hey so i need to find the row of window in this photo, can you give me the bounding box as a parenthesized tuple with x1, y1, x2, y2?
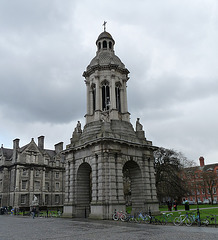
(21, 180, 61, 191)
(92, 83, 121, 112)
(21, 194, 60, 204)
(190, 187, 217, 195)
(25, 154, 61, 166)
(98, 40, 113, 50)
(22, 169, 60, 179)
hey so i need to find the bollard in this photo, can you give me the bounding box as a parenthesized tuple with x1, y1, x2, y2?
(149, 207, 151, 224)
(197, 207, 201, 227)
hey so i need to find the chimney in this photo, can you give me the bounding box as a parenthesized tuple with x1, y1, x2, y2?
(199, 156, 205, 167)
(55, 142, 63, 154)
(13, 138, 20, 162)
(13, 138, 20, 150)
(38, 136, 45, 150)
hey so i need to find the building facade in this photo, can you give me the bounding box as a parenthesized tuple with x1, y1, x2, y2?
(0, 136, 65, 211)
(63, 30, 159, 219)
(183, 157, 218, 204)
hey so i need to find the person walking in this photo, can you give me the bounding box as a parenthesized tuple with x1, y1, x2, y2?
(32, 207, 36, 219)
(173, 200, 178, 211)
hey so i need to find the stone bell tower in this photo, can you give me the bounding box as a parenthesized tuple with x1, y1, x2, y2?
(83, 30, 130, 124)
(63, 27, 159, 219)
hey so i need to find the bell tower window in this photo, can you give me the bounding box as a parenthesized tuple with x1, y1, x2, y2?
(98, 42, 101, 50)
(102, 82, 110, 111)
(115, 84, 121, 112)
(103, 40, 107, 49)
(109, 41, 112, 49)
(92, 84, 96, 112)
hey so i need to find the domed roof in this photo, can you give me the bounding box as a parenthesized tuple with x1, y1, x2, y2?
(96, 31, 115, 44)
(87, 51, 125, 70)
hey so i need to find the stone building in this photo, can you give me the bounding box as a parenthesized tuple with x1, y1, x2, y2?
(0, 136, 65, 211)
(63, 30, 159, 219)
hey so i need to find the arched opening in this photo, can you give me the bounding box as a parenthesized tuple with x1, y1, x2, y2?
(76, 162, 92, 218)
(98, 42, 101, 50)
(103, 40, 107, 49)
(91, 84, 96, 112)
(109, 41, 112, 49)
(123, 160, 144, 213)
(115, 83, 121, 112)
(102, 81, 110, 111)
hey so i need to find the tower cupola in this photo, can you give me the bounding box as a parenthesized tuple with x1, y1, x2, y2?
(96, 31, 115, 52)
(83, 27, 130, 124)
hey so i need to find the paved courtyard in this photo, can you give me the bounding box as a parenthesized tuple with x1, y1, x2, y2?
(0, 215, 217, 240)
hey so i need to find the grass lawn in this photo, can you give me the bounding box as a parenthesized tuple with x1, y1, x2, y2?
(159, 204, 218, 212)
(127, 205, 218, 225)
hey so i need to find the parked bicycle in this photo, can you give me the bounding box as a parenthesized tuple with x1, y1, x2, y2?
(112, 209, 127, 221)
(161, 212, 174, 225)
(125, 214, 138, 223)
(200, 215, 215, 226)
(173, 212, 192, 226)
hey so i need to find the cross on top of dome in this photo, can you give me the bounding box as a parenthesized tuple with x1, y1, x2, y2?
(103, 21, 107, 32)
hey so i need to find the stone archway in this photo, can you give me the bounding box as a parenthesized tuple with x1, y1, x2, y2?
(76, 162, 92, 218)
(123, 160, 145, 213)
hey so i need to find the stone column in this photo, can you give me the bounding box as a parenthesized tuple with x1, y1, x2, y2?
(14, 167, 20, 208)
(29, 169, 34, 192)
(116, 156, 125, 203)
(149, 157, 158, 201)
(91, 155, 98, 202)
(143, 158, 152, 202)
(108, 154, 117, 203)
(97, 153, 105, 203)
(15, 167, 20, 191)
(86, 80, 91, 115)
(69, 161, 74, 203)
(95, 77, 100, 111)
(64, 162, 69, 203)
(122, 80, 128, 113)
(42, 168, 45, 191)
(110, 75, 116, 109)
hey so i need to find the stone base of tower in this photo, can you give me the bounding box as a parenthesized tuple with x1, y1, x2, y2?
(89, 203, 126, 220)
(62, 205, 73, 218)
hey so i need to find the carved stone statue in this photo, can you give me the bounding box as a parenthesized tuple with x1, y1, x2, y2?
(76, 121, 82, 133)
(136, 118, 143, 131)
(31, 195, 39, 206)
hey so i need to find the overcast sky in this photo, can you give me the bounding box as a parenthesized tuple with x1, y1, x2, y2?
(0, 0, 217, 165)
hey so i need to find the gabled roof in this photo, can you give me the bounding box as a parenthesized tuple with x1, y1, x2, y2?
(44, 149, 56, 160)
(203, 163, 218, 171)
(1, 147, 13, 160)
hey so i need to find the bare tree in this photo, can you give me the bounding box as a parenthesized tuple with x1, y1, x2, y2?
(202, 170, 217, 204)
(154, 147, 191, 203)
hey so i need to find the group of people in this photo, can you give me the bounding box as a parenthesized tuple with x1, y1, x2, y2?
(166, 198, 190, 211)
(167, 200, 178, 211)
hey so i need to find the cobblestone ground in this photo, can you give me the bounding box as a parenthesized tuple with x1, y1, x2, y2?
(0, 215, 217, 240)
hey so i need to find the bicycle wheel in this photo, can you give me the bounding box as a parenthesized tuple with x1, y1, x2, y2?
(112, 213, 119, 221)
(185, 217, 192, 227)
(144, 215, 150, 224)
(173, 217, 181, 226)
(120, 213, 127, 222)
(201, 219, 209, 226)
